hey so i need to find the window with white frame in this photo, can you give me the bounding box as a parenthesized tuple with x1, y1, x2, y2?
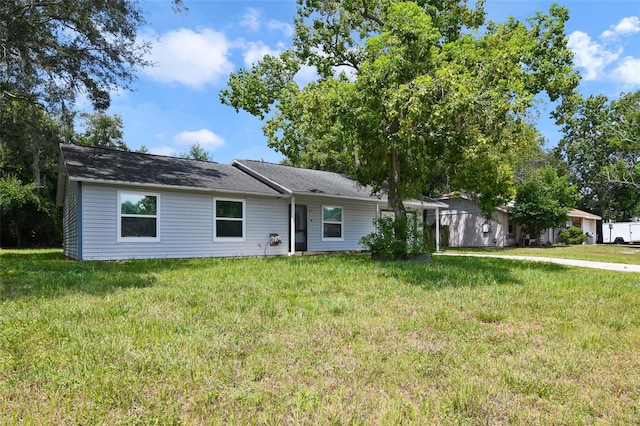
(380, 209, 395, 219)
(322, 205, 343, 240)
(214, 198, 245, 240)
(117, 191, 160, 242)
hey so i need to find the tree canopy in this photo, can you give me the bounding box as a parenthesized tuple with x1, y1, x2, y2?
(557, 91, 640, 220)
(0, 100, 63, 246)
(221, 0, 579, 224)
(0, 0, 184, 247)
(0, 0, 184, 111)
(76, 112, 129, 151)
(602, 91, 640, 191)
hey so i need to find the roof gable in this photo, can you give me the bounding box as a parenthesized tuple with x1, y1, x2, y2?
(568, 209, 602, 220)
(59, 144, 282, 196)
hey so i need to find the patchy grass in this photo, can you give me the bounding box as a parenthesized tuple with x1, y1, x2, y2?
(445, 243, 640, 265)
(1, 249, 640, 424)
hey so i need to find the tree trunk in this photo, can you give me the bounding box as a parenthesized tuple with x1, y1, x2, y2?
(388, 144, 407, 246)
(387, 147, 405, 214)
(32, 146, 41, 187)
(11, 222, 22, 248)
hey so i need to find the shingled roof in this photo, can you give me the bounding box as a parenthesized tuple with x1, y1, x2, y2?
(233, 159, 384, 201)
(58, 144, 282, 197)
(57, 145, 447, 209)
(232, 160, 447, 208)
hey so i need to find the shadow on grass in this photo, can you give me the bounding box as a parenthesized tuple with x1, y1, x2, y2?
(0, 250, 197, 300)
(362, 255, 568, 289)
(0, 250, 572, 300)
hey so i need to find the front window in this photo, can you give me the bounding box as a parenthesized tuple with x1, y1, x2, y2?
(322, 206, 343, 240)
(214, 198, 245, 240)
(118, 191, 160, 242)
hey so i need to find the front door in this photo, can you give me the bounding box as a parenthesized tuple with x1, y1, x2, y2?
(290, 204, 307, 252)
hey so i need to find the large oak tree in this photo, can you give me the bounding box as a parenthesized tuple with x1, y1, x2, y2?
(1, 0, 183, 111)
(221, 0, 579, 232)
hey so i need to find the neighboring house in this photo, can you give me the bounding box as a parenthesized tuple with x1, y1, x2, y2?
(539, 209, 601, 245)
(426, 194, 516, 248)
(56, 144, 447, 260)
(426, 194, 601, 247)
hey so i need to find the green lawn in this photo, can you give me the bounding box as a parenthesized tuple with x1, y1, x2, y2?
(1, 249, 639, 424)
(444, 243, 640, 265)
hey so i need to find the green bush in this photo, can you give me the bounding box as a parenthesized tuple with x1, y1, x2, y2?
(360, 215, 433, 260)
(559, 226, 587, 245)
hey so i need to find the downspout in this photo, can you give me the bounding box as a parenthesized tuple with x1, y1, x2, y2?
(435, 207, 441, 253)
(289, 196, 296, 256)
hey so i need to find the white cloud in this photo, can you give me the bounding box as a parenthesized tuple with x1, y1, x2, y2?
(615, 56, 640, 85)
(333, 64, 358, 81)
(267, 20, 294, 37)
(142, 28, 234, 89)
(240, 10, 293, 37)
(567, 31, 620, 80)
(615, 16, 640, 34)
(294, 64, 319, 86)
(601, 16, 640, 39)
(173, 129, 226, 149)
(243, 41, 281, 67)
(240, 8, 261, 32)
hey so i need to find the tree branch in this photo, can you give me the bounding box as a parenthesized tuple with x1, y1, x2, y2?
(361, 0, 385, 27)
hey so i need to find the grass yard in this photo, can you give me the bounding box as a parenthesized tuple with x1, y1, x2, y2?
(1, 249, 639, 424)
(445, 243, 640, 265)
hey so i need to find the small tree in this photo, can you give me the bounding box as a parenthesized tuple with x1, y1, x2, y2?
(179, 143, 212, 161)
(511, 166, 578, 246)
(76, 113, 129, 151)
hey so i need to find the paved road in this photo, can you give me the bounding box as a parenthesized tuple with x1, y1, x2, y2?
(434, 252, 640, 273)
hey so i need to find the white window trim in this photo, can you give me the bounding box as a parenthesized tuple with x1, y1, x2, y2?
(380, 209, 395, 219)
(214, 197, 246, 242)
(322, 205, 344, 241)
(117, 190, 161, 243)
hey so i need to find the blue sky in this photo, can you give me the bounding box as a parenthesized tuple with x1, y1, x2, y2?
(99, 0, 640, 163)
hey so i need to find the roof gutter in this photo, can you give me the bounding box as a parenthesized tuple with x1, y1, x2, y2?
(404, 199, 449, 209)
(290, 191, 386, 203)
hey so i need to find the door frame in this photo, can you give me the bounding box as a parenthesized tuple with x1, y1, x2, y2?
(289, 204, 308, 252)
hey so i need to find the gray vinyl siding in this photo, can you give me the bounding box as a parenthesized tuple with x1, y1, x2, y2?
(430, 199, 509, 247)
(62, 180, 80, 259)
(294, 195, 379, 252)
(80, 183, 289, 260)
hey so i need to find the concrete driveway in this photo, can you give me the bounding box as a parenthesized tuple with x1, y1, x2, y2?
(434, 252, 640, 273)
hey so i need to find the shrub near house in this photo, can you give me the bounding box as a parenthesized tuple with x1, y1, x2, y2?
(360, 216, 433, 260)
(559, 227, 587, 245)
